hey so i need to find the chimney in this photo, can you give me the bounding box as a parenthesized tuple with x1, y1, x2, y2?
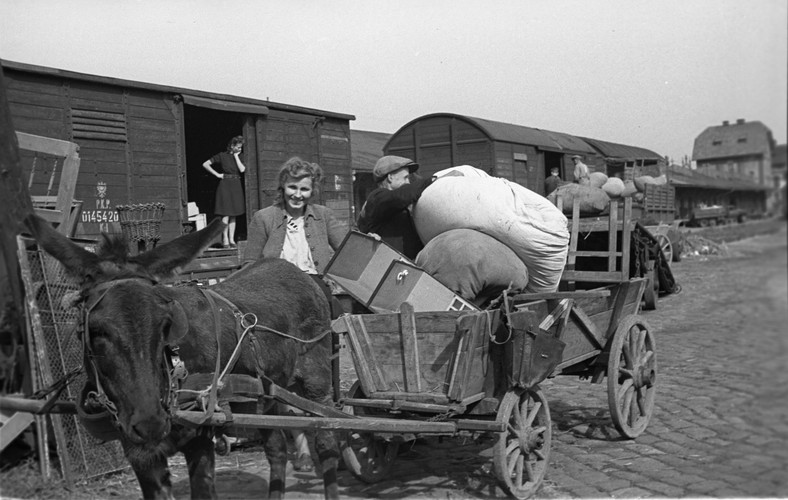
(736, 118, 745, 124)
(722, 120, 729, 126)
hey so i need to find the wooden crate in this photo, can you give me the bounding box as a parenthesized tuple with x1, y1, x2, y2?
(332, 304, 500, 404)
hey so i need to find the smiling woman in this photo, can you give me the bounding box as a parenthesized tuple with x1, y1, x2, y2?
(241, 156, 347, 471)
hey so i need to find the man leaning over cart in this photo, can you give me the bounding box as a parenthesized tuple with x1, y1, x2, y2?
(356, 155, 433, 260)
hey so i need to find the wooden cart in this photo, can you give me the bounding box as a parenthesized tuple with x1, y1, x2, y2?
(562, 197, 677, 311)
(332, 299, 570, 499)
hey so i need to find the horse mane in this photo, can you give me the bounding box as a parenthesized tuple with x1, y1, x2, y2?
(90, 233, 159, 284)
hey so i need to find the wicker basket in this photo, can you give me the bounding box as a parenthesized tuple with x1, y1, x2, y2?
(115, 203, 166, 252)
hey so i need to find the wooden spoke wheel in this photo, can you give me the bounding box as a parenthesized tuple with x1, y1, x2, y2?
(607, 315, 657, 438)
(655, 233, 673, 264)
(340, 381, 399, 483)
(493, 387, 551, 499)
(642, 266, 659, 311)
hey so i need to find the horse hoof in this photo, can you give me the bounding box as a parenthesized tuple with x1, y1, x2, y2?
(214, 434, 232, 456)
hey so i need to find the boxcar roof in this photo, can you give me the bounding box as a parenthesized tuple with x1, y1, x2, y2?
(580, 136, 663, 161)
(390, 112, 597, 155)
(2, 60, 355, 121)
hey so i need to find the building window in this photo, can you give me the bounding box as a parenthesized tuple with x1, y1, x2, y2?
(712, 140, 722, 146)
(737, 137, 747, 143)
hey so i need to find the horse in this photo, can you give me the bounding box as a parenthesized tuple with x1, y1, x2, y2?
(24, 214, 339, 499)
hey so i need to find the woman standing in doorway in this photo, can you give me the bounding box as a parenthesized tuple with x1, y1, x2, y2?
(243, 156, 346, 471)
(202, 135, 246, 247)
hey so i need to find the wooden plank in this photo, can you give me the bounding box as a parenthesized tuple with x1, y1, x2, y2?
(621, 198, 632, 276)
(174, 411, 507, 434)
(513, 290, 611, 302)
(561, 271, 627, 282)
(0, 410, 35, 451)
(605, 282, 631, 339)
(608, 200, 618, 271)
(399, 303, 422, 392)
(348, 315, 389, 393)
(458, 314, 486, 400)
(569, 306, 606, 347)
(16, 132, 78, 158)
(344, 398, 455, 413)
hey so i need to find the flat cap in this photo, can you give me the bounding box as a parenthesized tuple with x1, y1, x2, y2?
(373, 155, 419, 181)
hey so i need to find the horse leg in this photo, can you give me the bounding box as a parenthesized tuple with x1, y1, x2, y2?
(130, 455, 174, 500)
(314, 428, 340, 500)
(263, 428, 289, 500)
(180, 430, 218, 499)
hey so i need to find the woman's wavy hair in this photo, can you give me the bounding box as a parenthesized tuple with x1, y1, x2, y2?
(273, 157, 323, 207)
(226, 135, 244, 152)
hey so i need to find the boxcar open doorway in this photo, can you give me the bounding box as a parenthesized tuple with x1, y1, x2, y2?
(183, 105, 247, 241)
(545, 151, 564, 191)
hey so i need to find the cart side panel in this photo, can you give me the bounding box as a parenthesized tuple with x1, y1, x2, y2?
(342, 309, 498, 401)
(354, 311, 463, 396)
(557, 281, 645, 365)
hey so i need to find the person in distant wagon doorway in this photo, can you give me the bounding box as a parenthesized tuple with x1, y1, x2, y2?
(202, 136, 246, 247)
(544, 166, 562, 196)
(357, 155, 433, 260)
(571, 154, 590, 185)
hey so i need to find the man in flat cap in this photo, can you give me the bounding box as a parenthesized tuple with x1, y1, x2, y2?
(571, 155, 590, 185)
(357, 155, 433, 259)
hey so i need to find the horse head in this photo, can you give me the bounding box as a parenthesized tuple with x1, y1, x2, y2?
(24, 214, 224, 452)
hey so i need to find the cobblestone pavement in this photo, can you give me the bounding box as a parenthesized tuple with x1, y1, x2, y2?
(169, 226, 787, 499)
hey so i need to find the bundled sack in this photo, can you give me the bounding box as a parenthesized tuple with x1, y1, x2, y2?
(589, 172, 609, 189)
(415, 228, 529, 306)
(602, 177, 626, 198)
(547, 183, 610, 215)
(413, 166, 568, 293)
(634, 174, 668, 192)
(621, 179, 638, 197)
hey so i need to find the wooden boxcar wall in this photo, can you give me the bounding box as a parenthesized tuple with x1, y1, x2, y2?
(252, 110, 352, 228)
(386, 116, 494, 178)
(385, 115, 546, 191)
(6, 69, 185, 240)
(4, 67, 353, 241)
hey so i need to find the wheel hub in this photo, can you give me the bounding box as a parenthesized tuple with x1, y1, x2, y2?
(633, 359, 656, 389)
(517, 425, 543, 453)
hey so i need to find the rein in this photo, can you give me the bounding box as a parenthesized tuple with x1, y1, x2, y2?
(175, 287, 332, 423)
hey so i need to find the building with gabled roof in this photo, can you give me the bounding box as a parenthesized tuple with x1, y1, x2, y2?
(693, 119, 775, 186)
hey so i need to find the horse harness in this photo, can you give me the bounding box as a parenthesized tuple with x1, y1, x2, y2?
(76, 277, 332, 437)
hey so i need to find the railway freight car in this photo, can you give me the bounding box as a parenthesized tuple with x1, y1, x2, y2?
(2, 60, 355, 242)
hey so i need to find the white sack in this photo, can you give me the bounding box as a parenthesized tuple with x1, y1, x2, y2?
(589, 172, 609, 188)
(413, 167, 569, 293)
(602, 177, 626, 198)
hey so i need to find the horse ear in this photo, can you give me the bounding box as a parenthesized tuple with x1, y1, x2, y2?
(167, 300, 189, 343)
(24, 213, 103, 282)
(132, 218, 225, 280)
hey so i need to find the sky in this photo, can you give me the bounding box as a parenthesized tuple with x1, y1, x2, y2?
(1, 0, 786, 164)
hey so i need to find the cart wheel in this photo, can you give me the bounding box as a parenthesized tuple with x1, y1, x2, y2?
(642, 266, 658, 311)
(607, 315, 657, 438)
(340, 381, 399, 483)
(493, 387, 551, 499)
(655, 234, 673, 264)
